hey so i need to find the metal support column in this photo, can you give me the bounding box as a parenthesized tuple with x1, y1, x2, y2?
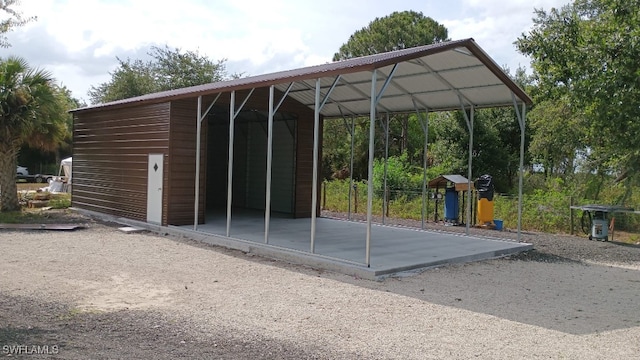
(264, 86, 275, 243)
(348, 117, 355, 220)
(467, 107, 474, 235)
(194, 96, 202, 231)
(226, 89, 254, 237)
(310, 80, 321, 252)
(413, 104, 429, 230)
(513, 93, 526, 243)
(194, 94, 220, 231)
(366, 70, 377, 267)
(226, 92, 236, 237)
(382, 113, 389, 224)
(459, 98, 474, 236)
(310, 76, 341, 252)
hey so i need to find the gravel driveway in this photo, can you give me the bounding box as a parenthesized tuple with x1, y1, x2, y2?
(1, 212, 639, 359)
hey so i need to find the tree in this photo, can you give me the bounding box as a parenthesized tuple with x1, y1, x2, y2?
(325, 11, 449, 179)
(0, 56, 67, 211)
(516, 0, 640, 185)
(1, 0, 35, 48)
(333, 10, 449, 60)
(527, 96, 586, 178)
(89, 46, 232, 104)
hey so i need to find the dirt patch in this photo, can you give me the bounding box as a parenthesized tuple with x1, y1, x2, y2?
(1, 212, 639, 359)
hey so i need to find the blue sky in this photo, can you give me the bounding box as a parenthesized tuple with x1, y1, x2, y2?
(3, 0, 570, 103)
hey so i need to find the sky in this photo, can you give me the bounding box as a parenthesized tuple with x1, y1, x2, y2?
(3, 0, 571, 104)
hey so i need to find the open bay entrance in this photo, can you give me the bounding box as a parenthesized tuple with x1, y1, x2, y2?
(205, 107, 297, 217)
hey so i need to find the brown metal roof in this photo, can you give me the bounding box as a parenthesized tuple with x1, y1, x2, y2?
(72, 38, 532, 116)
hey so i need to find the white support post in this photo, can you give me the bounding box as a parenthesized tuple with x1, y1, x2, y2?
(382, 113, 389, 225)
(366, 70, 377, 267)
(348, 117, 355, 220)
(420, 109, 429, 230)
(310, 79, 321, 253)
(264, 85, 275, 244)
(226, 92, 236, 237)
(512, 93, 527, 243)
(466, 106, 474, 235)
(194, 96, 202, 230)
(517, 103, 526, 243)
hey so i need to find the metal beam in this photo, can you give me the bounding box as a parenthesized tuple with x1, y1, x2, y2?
(320, 75, 342, 109)
(226, 92, 236, 237)
(413, 99, 429, 230)
(348, 116, 355, 220)
(298, 79, 359, 116)
(343, 81, 393, 114)
(459, 96, 474, 236)
(194, 93, 221, 231)
(366, 70, 377, 267)
(310, 79, 321, 252)
(417, 58, 474, 106)
(233, 88, 256, 120)
(274, 82, 295, 114)
(375, 64, 398, 105)
(309, 76, 342, 252)
(264, 85, 275, 244)
(382, 113, 389, 225)
(512, 93, 526, 243)
(194, 96, 203, 231)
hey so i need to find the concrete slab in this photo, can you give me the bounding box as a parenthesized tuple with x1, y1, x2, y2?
(75, 208, 531, 280)
(177, 211, 532, 279)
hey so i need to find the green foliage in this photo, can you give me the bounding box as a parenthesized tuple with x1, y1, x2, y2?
(88, 46, 232, 104)
(324, 172, 640, 235)
(0, 56, 67, 211)
(0, 0, 35, 48)
(516, 0, 640, 184)
(373, 153, 420, 198)
(49, 193, 71, 209)
(333, 10, 448, 60)
(0, 210, 39, 223)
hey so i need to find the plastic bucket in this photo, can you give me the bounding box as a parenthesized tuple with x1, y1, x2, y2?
(493, 219, 503, 231)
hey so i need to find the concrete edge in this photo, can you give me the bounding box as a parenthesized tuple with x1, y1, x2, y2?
(72, 208, 378, 280)
(72, 208, 533, 281)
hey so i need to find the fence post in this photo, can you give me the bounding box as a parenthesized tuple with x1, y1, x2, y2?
(354, 183, 358, 214)
(569, 196, 574, 235)
(322, 181, 326, 210)
(385, 186, 390, 217)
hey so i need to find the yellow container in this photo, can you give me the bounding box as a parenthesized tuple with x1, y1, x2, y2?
(477, 198, 494, 224)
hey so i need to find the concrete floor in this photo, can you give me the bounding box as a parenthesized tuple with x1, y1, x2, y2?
(172, 210, 532, 279)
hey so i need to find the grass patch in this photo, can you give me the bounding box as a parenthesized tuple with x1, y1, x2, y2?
(0, 211, 45, 224)
(48, 193, 71, 209)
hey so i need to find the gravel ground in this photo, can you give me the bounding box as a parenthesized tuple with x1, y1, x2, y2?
(1, 210, 639, 359)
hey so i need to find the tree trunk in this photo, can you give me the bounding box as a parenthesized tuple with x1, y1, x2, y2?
(0, 144, 20, 212)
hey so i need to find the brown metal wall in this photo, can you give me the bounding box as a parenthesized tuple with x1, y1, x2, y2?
(72, 88, 320, 225)
(72, 103, 171, 222)
(167, 98, 206, 225)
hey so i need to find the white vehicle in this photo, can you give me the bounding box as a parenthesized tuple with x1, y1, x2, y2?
(16, 166, 28, 176)
(47, 157, 72, 193)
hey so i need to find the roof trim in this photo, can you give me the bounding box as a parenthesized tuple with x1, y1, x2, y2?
(72, 38, 532, 114)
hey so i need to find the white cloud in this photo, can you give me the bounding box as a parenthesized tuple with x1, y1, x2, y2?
(5, 0, 573, 101)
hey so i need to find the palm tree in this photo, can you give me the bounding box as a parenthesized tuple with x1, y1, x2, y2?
(0, 56, 67, 211)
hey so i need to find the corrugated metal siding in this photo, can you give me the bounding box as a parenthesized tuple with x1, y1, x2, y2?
(167, 98, 206, 225)
(72, 103, 170, 222)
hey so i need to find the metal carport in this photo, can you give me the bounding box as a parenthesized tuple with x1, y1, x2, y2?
(76, 38, 532, 270)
